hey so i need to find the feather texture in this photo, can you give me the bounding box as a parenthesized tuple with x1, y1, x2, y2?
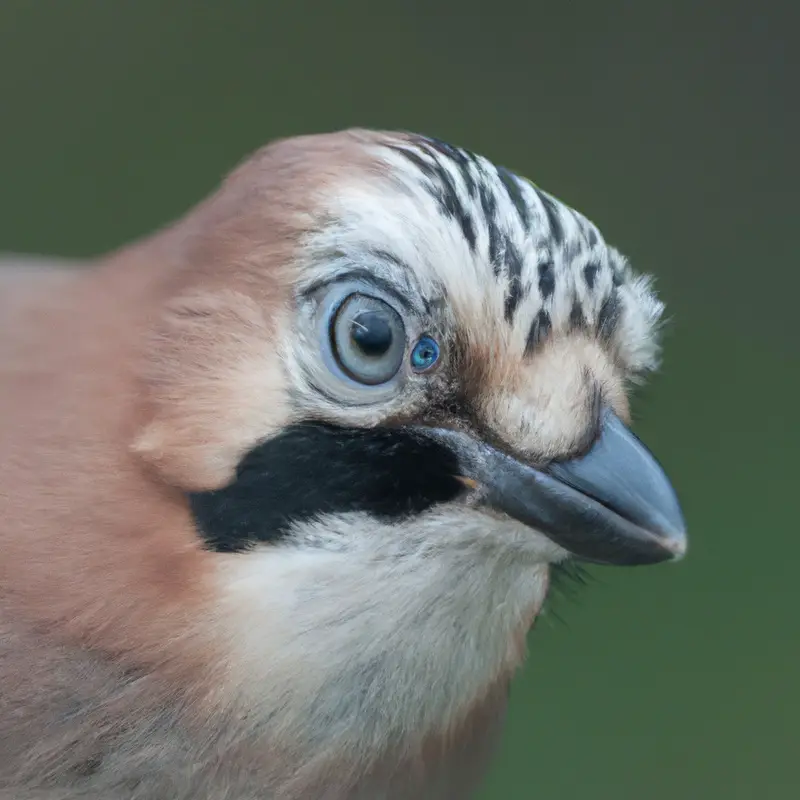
(0, 129, 669, 798)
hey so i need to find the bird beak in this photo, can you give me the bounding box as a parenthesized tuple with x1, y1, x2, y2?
(425, 409, 687, 566)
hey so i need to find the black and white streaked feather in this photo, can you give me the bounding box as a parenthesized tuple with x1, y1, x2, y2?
(300, 131, 663, 381)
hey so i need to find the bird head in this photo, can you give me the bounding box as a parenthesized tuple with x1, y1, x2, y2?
(130, 129, 686, 767)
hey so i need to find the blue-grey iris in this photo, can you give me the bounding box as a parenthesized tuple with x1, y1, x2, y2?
(331, 294, 406, 385)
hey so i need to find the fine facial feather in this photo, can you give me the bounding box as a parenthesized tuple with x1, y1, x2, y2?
(301, 131, 663, 374)
(0, 129, 673, 799)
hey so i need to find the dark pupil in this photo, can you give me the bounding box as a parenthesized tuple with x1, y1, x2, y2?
(350, 311, 393, 356)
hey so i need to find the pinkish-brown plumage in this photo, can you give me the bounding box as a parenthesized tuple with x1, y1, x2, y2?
(0, 130, 684, 798)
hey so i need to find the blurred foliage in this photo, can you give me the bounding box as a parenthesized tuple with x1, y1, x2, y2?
(1, 1, 797, 797)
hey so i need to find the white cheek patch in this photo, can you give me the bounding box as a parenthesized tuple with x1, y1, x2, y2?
(212, 507, 555, 755)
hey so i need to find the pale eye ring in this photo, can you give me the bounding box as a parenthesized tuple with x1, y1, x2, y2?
(410, 335, 440, 372)
(330, 294, 406, 385)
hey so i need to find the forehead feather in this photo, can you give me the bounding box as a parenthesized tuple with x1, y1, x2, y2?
(295, 130, 663, 377)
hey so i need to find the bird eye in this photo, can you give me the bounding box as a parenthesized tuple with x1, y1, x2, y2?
(330, 294, 406, 385)
(410, 336, 440, 372)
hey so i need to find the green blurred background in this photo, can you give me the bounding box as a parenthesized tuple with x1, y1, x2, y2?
(1, 1, 797, 797)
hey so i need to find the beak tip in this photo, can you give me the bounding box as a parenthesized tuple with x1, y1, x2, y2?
(662, 531, 688, 561)
(652, 503, 688, 562)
